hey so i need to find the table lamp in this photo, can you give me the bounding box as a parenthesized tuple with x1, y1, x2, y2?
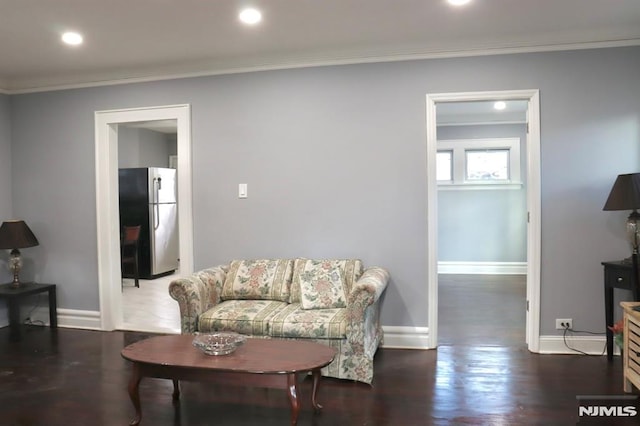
(603, 173, 640, 259)
(0, 220, 39, 287)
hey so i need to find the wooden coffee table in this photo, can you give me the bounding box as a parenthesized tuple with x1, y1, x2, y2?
(121, 335, 336, 425)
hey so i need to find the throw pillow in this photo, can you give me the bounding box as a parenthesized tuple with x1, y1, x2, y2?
(298, 259, 347, 310)
(221, 259, 293, 302)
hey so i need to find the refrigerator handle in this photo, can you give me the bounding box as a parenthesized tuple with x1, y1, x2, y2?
(153, 178, 160, 230)
(154, 204, 160, 230)
(152, 178, 158, 204)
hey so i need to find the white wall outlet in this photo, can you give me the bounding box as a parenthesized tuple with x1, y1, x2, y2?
(555, 318, 573, 330)
(238, 183, 247, 198)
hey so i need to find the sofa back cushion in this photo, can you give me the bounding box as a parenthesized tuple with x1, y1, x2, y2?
(290, 259, 363, 306)
(221, 259, 293, 302)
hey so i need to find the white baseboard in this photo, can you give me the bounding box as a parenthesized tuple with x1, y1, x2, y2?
(438, 261, 527, 275)
(31, 307, 102, 330)
(26, 310, 434, 350)
(25, 309, 613, 358)
(380, 327, 613, 357)
(537, 335, 611, 356)
(381, 326, 431, 349)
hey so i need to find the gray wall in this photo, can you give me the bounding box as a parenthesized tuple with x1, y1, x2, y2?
(7, 46, 640, 335)
(0, 95, 12, 325)
(437, 124, 527, 262)
(0, 94, 12, 257)
(167, 134, 177, 156)
(118, 127, 175, 168)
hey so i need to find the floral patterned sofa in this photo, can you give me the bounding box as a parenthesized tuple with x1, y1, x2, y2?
(168, 258, 389, 384)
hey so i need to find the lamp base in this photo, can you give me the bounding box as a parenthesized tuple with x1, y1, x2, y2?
(8, 248, 23, 288)
(622, 248, 640, 268)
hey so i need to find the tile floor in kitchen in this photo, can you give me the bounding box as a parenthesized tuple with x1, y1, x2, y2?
(121, 272, 181, 334)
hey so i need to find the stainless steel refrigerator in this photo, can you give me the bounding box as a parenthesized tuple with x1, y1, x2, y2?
(118, 167, 179, 279)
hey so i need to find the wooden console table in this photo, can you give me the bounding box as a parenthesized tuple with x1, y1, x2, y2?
(0, 282, 57, 341)
(621, 301, 640, 393)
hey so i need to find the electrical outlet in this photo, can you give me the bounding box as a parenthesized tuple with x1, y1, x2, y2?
(555, 318, 573, 330)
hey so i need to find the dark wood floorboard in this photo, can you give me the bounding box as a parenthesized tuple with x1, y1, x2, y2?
(0, 325, 636, 425)
(439, 274, 526, 347)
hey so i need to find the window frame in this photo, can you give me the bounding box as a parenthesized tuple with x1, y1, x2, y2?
(437, 137, 522, 190)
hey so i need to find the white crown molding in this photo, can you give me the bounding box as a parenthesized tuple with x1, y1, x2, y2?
(3, 38, 640, 94)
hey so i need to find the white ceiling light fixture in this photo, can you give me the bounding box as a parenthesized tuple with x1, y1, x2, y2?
(494, 101, 507, 110)
(239, 8, 262, 25)
(447, 0, 472, 6)
(61, 31, 83, 46)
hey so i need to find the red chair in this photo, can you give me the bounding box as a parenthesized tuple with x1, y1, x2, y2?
(121, 225, 141, 288)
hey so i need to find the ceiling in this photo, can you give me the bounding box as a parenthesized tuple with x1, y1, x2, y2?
(1, 0, 639, 93)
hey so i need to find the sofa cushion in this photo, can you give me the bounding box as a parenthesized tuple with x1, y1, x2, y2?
(290, 259, 363, 304)
(198, 300, 288, 335)
(297, 259, 348, 309)
(269, 303, 347, 339)
(221, 259, 293, 302)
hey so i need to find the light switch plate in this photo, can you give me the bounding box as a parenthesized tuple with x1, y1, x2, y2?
(239, 183, 248, 198)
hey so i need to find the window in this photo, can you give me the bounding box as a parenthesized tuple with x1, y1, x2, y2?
(465, 149, 509, 181)
(436, 151, 453, 182)
(437, 138, 521, 189)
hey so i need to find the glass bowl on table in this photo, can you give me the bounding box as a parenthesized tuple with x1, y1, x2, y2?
(192, 332, 246, 356)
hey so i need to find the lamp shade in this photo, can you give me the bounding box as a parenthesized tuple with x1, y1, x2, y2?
(603, 173, 640, 211)
(0, 220, 39, 249)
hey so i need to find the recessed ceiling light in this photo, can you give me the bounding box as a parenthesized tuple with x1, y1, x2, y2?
(447, 0, 472, 6)
(494, 101, 507, 111)
(61, 31, 83, 46)
(239, 8, 262, 25)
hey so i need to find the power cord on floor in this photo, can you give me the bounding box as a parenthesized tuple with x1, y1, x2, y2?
(561, 325, 607, 356)
(23, 294, 45, 326)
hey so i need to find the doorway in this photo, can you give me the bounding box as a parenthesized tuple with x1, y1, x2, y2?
(425, 90, 541, 351)
(95, 104, 194, 332)
(118, 120, 180, 333)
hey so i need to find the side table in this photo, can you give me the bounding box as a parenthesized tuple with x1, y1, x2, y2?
(0, 282, 57, 341)
(603, 261, 638, 361)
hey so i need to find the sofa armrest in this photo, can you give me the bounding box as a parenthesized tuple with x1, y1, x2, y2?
(346, 267, 389, 352)
(168, 265, 228, 333)
(347, 267, 389, 310)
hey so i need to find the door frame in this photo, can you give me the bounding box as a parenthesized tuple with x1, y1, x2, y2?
(95, 104, 194, 331)
(425, 90, 541, 351)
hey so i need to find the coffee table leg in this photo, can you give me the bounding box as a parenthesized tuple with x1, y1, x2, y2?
(127, 363, 142, 426)
(311, 369, 323, 411)
(287, 373, 300, 426)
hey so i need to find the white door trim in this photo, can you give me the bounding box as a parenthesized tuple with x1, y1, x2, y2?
(425, 90, 541, 352)
(95, 104, 194, 331)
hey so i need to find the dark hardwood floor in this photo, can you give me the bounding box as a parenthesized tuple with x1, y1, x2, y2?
(0, 323, 635, 425)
